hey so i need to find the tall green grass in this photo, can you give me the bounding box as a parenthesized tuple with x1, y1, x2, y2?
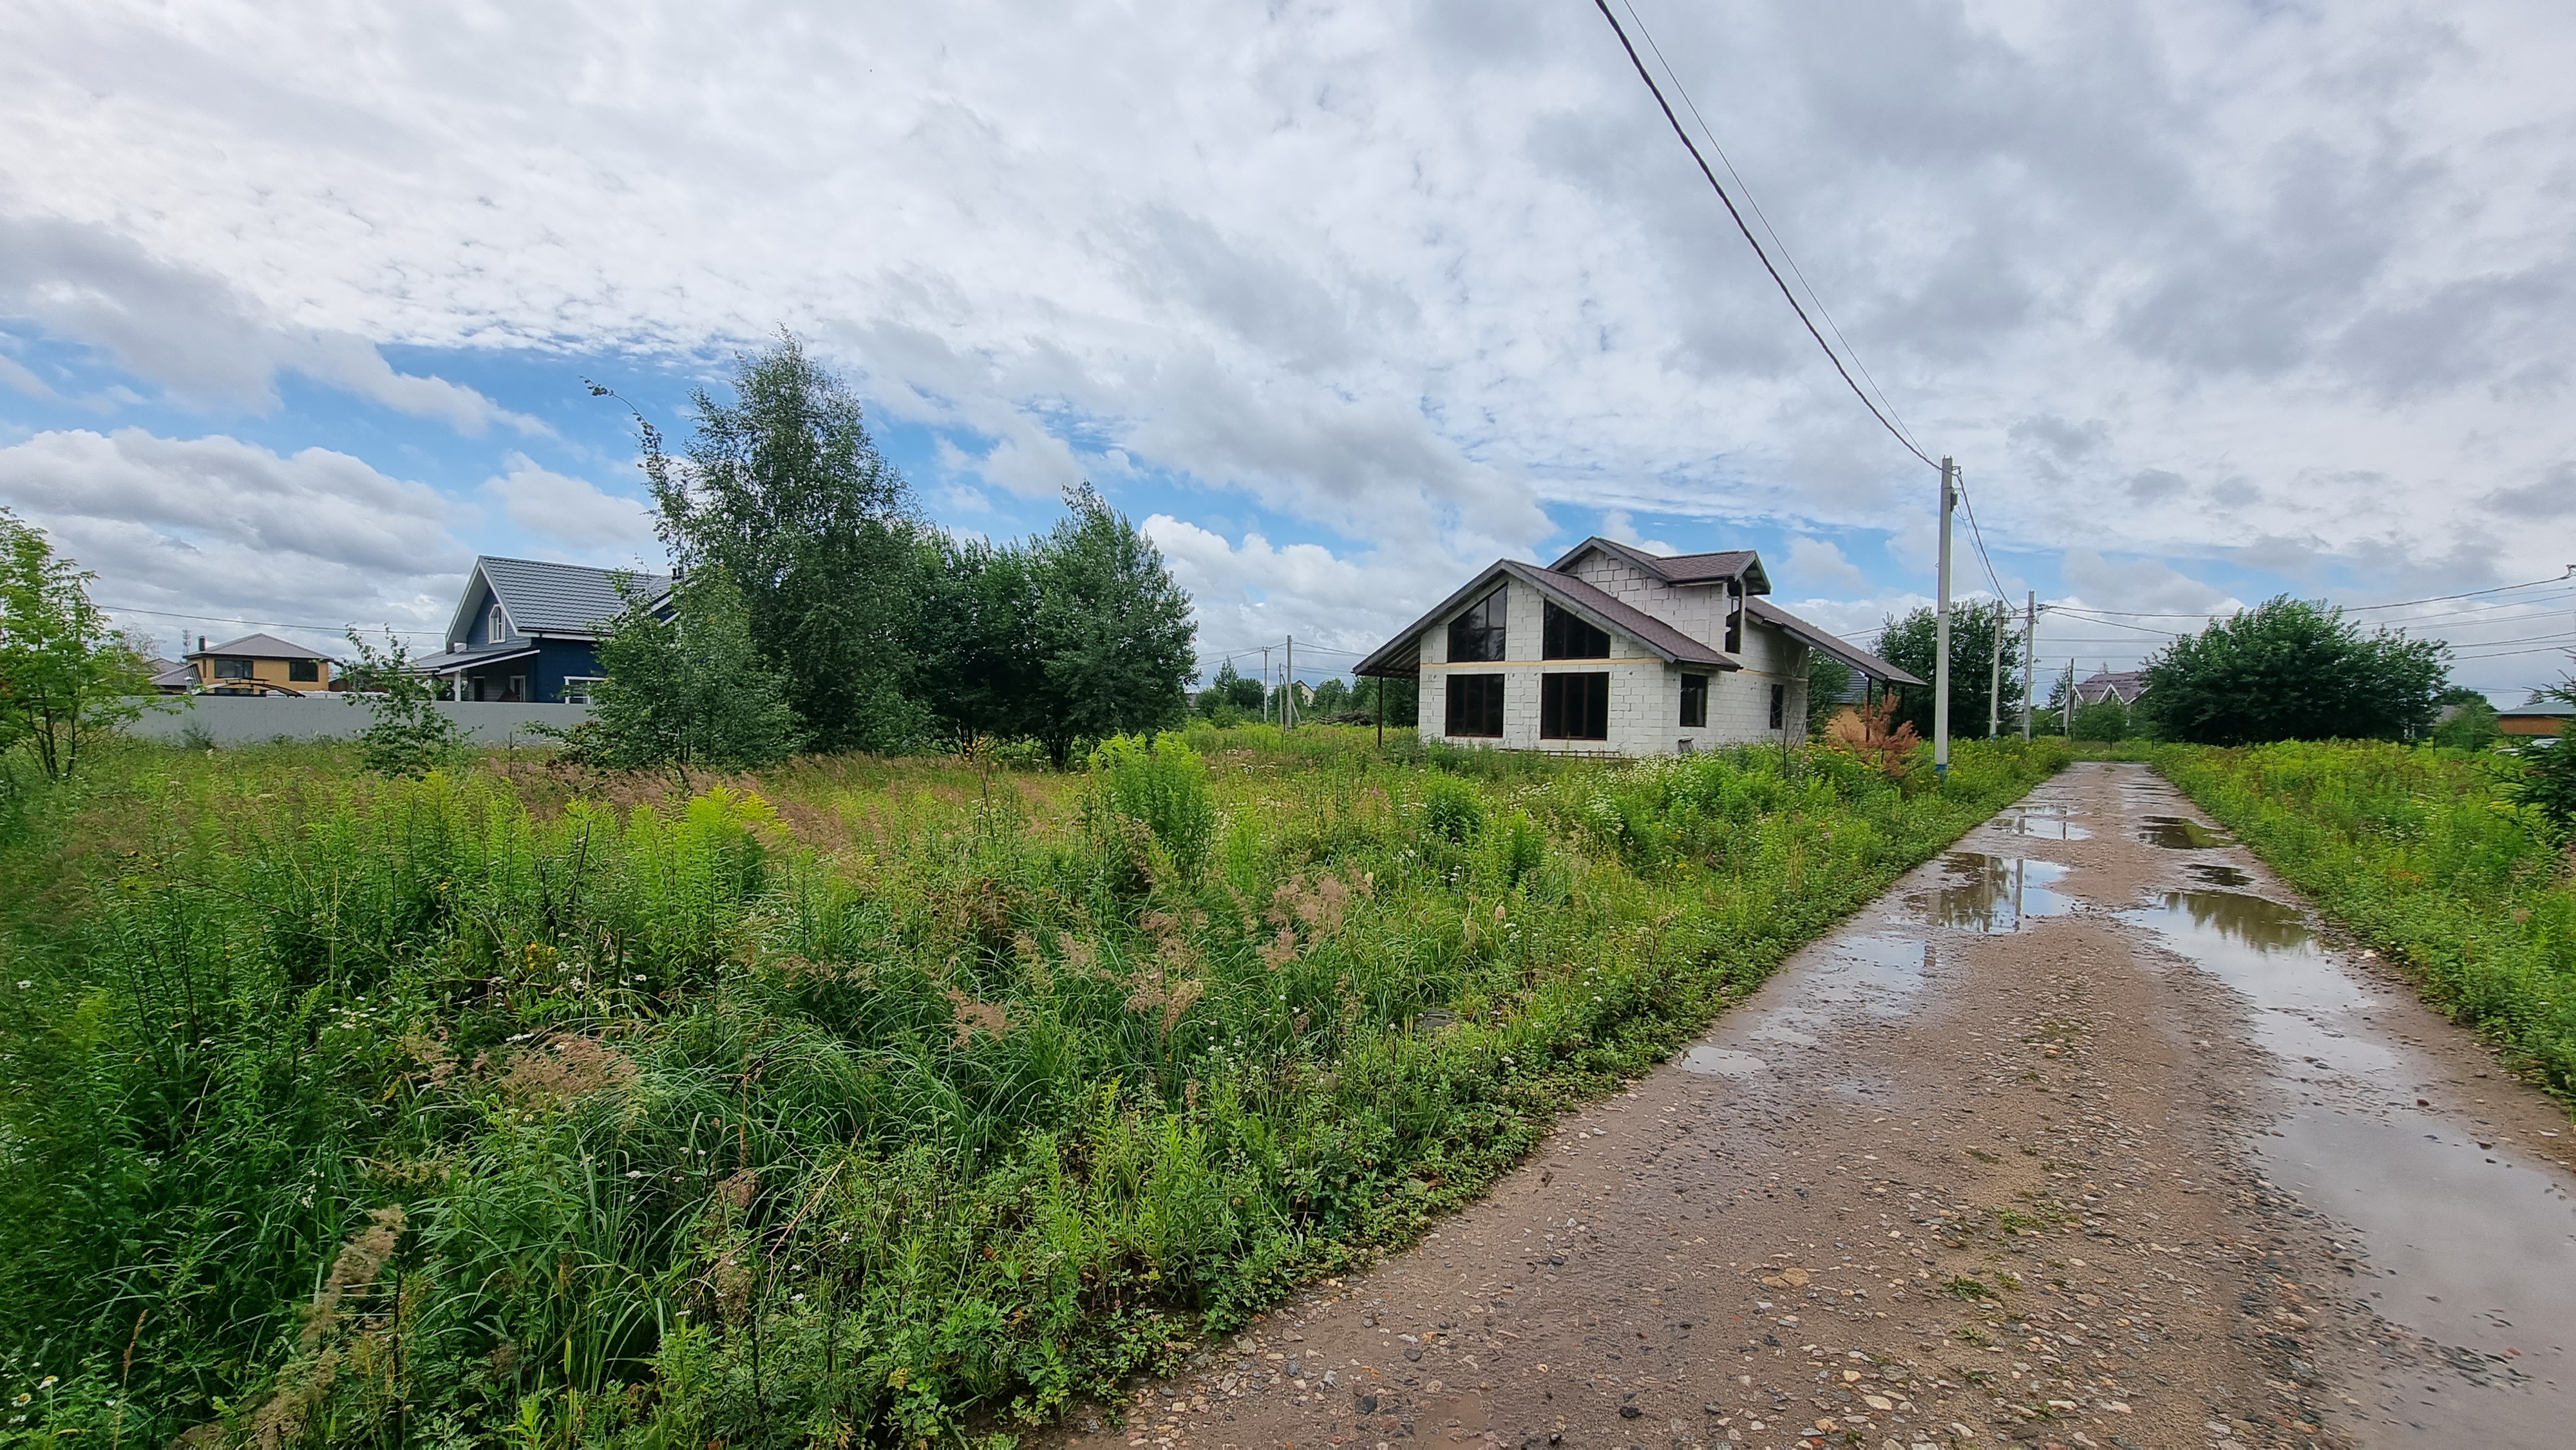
(0, 728, 2063, 1448)
(2155, 741, 2576, 1095)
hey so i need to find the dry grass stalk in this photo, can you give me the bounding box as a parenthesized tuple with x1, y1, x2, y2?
(496, 1035, 638, 1107)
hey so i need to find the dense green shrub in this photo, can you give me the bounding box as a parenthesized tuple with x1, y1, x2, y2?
(0, 730, 2063, 1448)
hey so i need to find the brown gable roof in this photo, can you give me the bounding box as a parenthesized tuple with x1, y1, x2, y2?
(1354, 559, 1738, 677)
(1548, 536, 1772, 594)
(1743, 598, 1926, 688)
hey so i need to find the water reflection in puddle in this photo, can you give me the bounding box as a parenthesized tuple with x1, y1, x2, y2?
(2137, 814, 2230, 849)
(2126, 890, 2393, 1070)
(2186, 862, 2255, 887)
(1906, 854, 2074, 932)
(2269, 1111, 2576, 1371)
(1994, 802, 2092, 840)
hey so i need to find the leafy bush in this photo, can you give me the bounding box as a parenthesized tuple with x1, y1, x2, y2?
(1417, 771, 1485, 842)
(1088, 730, 1217, 872)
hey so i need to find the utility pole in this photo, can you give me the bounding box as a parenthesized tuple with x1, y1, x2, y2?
(2021, 592, 2036, 741)
(1987, 599, 2003, 741)
(1933, 457, 1955, 779)
(2063, 659, 2075, 736)
(1260, 646, 1272, 727)
(1285, 636, 1295, 730)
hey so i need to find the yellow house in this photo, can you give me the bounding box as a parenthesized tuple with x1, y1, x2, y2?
(183, 632, 336, 694)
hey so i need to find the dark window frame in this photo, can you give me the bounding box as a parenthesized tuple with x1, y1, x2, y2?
(1444, 672, 1506, 737)
(1680, 673, 1709, 728)
(213, 657, 254, 680)
(1540, 601, 1611, 659)
(287, 658, 320, 683)
(1540, 671, 1611, 741)
(1725, 580, 1743, 653)
(1446, 586, 1508, 663)
(1768, 681, 1786, 730)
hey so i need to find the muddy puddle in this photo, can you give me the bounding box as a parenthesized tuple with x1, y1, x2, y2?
(2137, 813, 2231, 848)
(1993, 802, 2092, 840)
(2130, 886, 2576, 1422)
(2186, 862, 2255, 887)
(1905, 852, 2073, 932)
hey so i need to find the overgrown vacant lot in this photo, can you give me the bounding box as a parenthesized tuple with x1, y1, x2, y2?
(2156, 739, 2576, 1096)
(0, 726, 2063, 1449)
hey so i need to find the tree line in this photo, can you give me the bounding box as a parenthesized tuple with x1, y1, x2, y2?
(565, 337, 1198, 772)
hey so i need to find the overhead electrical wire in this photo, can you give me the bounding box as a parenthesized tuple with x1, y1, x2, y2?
(1590, 0, 1937, 473)
(2061, 575, 2575, 619)
(99, 601, 442, 638)
(1615, 1, 1927, 460)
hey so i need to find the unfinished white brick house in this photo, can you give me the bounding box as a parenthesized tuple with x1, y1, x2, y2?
(1352, 538, 1922, 757)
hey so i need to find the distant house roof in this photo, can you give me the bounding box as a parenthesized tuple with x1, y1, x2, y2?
(2503, 697, 2575, 719)
(424, 641, 542, 677)
(1549, 536, 1772, 594)
(1746, 598, 1926, 688)
(148, 658, 195, 690)
(2074, 670, 2146, 706)
(447, 556, 668, 643)
(184, 632, 334, 662)
(1354, 559, 1738, 678)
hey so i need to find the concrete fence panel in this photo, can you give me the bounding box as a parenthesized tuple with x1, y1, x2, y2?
(120, 697, 592, 746)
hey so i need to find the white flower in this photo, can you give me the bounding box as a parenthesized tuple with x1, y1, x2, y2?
(627, 1170, 643, 1179)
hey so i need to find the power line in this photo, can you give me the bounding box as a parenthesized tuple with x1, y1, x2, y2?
(1615, 0, 1925, 458)
(98, 602, 442, 639)
(1589, 0, 1937, 473)
(2061, 575, 2573, 619)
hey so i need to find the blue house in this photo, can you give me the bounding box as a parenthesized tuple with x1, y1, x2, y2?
(432, 556, 668, 703)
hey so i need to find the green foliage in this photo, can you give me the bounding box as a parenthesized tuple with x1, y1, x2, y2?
(2069, 693, 2138, 742)
(2515, 737, 2576, 833)
(1806, 650, 1855, 735)
(1875, 601, 2025, 739)
(2430, 689, 2501, 753)
(639, 334, 934, 753)
(1195, 660, 1267, 723)
(0, 509, 153, 780)
(0, 732, 2065, 1449)
(1025, 485, 1198, 762)
(2138, 596, 2449, 745)
(1087, 731, 1218, 874)
(1417, 772, 1484, 842)
(560, 567, 801, 777)
(2155, 740, 2576, 1095)
(341, 628, 468, 777)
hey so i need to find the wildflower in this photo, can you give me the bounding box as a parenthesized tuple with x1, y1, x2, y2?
(35, 1379, 52, 1391)
(627, 1170, 644, 1179)
(10, 1396, 26, 1408)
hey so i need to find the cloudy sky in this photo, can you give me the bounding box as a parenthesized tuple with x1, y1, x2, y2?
(3, 0, 2571, 697)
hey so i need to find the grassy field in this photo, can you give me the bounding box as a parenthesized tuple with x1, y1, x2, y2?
(0, 724, 2065, 1449)
(2154, 740, 2576, 1098)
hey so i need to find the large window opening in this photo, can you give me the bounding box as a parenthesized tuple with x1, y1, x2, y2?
(1680, 673, 1708, 728)
(213, 657, 253, 680)
(1768, 681, 1786, 730)
(1541, 601, 1611, 659)
(489, 604, 508, 643)
(1446, 586, 1507, 662)
(1444, 673, 1505, 737)
(560, 677, 605, 705)
(1540, 672, 1610, 741)
(1725, 581, 1743, 653)
(288, 658, 319, 683)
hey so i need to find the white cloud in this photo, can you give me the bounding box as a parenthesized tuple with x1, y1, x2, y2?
(1782, 535, 1869, 595)
(0, 428, 467, 650)
(1, 0, 2572, 640)
(0, 214, 540, 434)
(1599, 509, 1678, 556)
(479, 453, 658, 559)
(2058, 548, 2237, 616)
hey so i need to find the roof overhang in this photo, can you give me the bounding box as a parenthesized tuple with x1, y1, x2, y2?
(1354, 559, 1739, 678)
(1745, 598, 1926, 688)
(426, 645, 540, 675)
(1548, 536, 1772, 594)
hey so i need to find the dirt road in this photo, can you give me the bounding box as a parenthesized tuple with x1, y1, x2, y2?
(1063, 762, 2576, 1450)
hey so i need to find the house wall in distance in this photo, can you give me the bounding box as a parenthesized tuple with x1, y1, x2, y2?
(1413, 578, 1806, 757)
(123, 698, 592, 745)
(453, 639, 606, 703)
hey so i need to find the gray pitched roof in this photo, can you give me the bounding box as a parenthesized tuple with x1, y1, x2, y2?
(1548, 536, 1772, 594)
(451, 556, 669, 642)
(186, 632, 334, 661)
(1353, 559, 1736, 677)
(426, 640, 541, 675)
(1743, 598, 1926, 688)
